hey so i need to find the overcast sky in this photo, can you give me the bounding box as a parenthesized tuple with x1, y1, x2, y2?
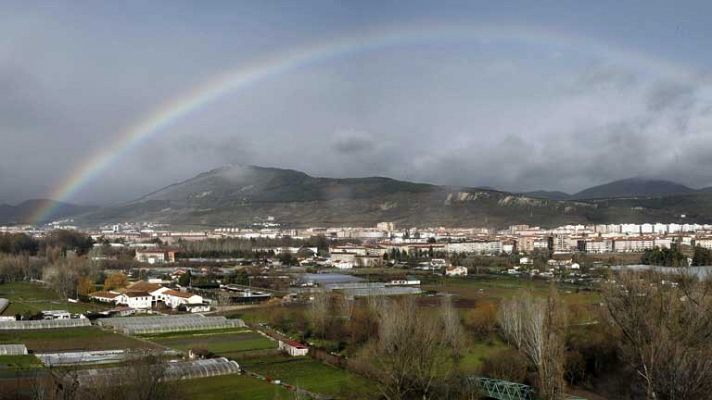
(3, 1, 712, 205)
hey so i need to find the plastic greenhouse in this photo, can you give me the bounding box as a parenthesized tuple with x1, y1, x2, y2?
(0, 318, 91, 330)
(75, 357, 241, 387)
(0, 344, 28, 355)
(97, 315, 245, 335)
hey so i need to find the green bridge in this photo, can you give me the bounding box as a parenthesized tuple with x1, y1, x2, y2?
(467, 377, 587, 400)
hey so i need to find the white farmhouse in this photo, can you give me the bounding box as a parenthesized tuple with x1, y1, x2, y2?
(278, 340, 308, 356)
(445, 266, 468, 277)
(115, 292, 152, 309)
(163, 289, 203, 309)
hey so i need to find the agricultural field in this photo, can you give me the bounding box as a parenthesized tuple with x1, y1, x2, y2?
(0, 327, 160, 352)
(422, 275, 600, 306)
(0, 282, 109, 316)
(0, 355, 42, 370)
(240, 354, 375, 397)
(176, 374, 292, 400)
(456, 339, 509, 374)
(144, 329, 276, 358)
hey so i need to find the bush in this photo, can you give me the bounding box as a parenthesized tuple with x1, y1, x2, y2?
(465, 301, 498, 338)
(480, 349, 529, 383)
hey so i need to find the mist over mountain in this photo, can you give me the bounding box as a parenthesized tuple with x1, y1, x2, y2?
(0, 199, 95, 225)
(8, 166, 712, 228)
(69, 165, 712, 228)
(522, 178, 699, 201)
(570, 178, 695, 200)
(521, 190, 573, 201)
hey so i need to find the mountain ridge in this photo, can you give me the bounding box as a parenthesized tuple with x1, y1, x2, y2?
(8, 167, 712, 227)
(73, 165, 712, 228)
(522, 178, 698, 200)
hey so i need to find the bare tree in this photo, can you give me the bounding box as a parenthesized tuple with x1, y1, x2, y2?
(440, 295, 466, 360)
(308, 290, 330, 338)
(497, 295, 525, 349)
(603, 271, 712, 400)
(338, 294, 356, 321)
(41, 258, 93, 299)
(355, 296, 467, 400)
(498, 289, 566, 400)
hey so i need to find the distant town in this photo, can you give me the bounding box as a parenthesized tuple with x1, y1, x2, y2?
(6, 218, 712, 260)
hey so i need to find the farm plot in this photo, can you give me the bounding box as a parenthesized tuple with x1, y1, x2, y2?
(0, 327, 161, 352)
(241, 354, 374, 397)
(0, 355, 42, 370)
(422, 275, 600, 305)
(0, 282, 108, 316)
(177, 374, 292, 400)
(147, 329, 276, 358)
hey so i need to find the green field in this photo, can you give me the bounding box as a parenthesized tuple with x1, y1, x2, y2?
(0, 355, 42, 369)
(0, 282, 109, 316)
(138, 327, 251, 339)
(148, 329, 276, 357)
(0, 327, 160, 352)
(456, 339, 510, 374)
(423, 275, 600, 305)
(177, 374, 292, 400)
(241, 354, 374, 397)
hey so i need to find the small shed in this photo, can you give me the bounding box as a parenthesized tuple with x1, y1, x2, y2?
(278, 340, 308, 357)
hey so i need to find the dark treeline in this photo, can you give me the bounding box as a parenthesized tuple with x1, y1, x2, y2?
(691, 245, 712, 265)
(176, 235, 351, 258)
(0, 233, 39, 255)
(0, 230, 94, 257)
(0, 231, 97, 298)
(641, 245, 688, 267)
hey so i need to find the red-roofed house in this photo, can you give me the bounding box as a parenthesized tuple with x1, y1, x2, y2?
(88, 291, 120, 303)
(115, 291, 152, 309)
(278, 339, 308, 357)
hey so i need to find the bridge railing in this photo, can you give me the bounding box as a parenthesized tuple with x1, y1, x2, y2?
(467, 376, 587, 400)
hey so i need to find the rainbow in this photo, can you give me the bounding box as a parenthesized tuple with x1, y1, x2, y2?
(30, 22, 697, 224)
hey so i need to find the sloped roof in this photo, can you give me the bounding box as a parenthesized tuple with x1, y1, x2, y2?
(89, 291, 119, 299)
(125, 291, 150, 298)
(126, 281, 162, 293)
(164, 289, 197, 299)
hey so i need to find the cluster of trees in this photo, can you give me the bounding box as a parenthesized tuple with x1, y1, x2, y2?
(498, 290, 567, 399)
(604, 272, 712, 399)
(270, 293, 471, 399)
(0, 230, 94, 258)
(691, 245, 712, 265)
(640, 245, 687, 267)
(42, 258, 95, 299)
(0, 233, 39, 255)
(386, 247, 448, 262)
(176, 235, 336, 259)
(354, 297, 468, 399)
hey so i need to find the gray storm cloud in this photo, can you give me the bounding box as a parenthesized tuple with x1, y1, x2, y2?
(2, 2, 712, 205)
